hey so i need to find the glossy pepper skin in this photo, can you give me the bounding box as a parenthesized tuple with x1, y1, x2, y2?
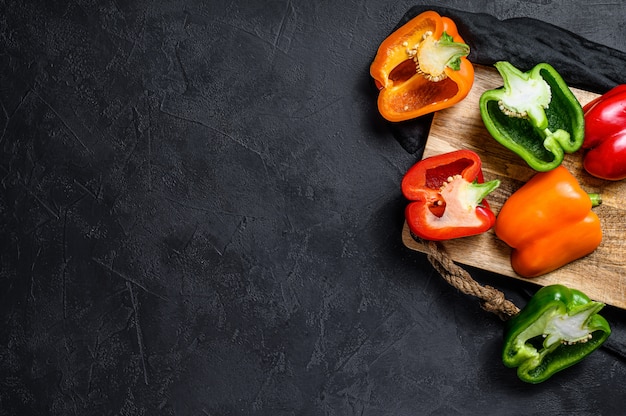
(402, 149, 500, 241)
(479, 61, 584, 171)
(495, 166, 602, 278)
(582, 84, 626, 180)
(370, 10, 474, 122)
(503, 284, 611, 384)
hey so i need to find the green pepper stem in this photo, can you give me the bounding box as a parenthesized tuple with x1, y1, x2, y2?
(416, 32, 469, 79)
(589, 193, 602, 207)
(493, 61, 552, 130)
(437, 32, 470, 71)
(470, 179, 501, 203)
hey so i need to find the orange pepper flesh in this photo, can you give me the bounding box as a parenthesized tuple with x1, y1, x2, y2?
(370, 11, 474, 122)
(495, 166, 602, 278)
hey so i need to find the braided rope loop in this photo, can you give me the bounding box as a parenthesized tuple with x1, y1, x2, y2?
(425, 241, 520, 320)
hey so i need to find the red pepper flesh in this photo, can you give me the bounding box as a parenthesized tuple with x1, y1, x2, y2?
(582, 85, 626, 180)
(402, 150, 500, 241)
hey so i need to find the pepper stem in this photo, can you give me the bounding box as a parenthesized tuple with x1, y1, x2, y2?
(588, 193, 602, 207)
(469, 179, 501, 204)
(493, 61, 552, 130)
(415, 32, 470, 81)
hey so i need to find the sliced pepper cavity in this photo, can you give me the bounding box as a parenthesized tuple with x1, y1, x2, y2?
(495, 166, 602, 278)
(370, 10, 474, 122)
(402, 149, 500, 241)
(503, 284, 611, 384)
(479, 61, 584, 171)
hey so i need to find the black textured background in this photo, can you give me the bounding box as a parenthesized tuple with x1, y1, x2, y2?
(2, 1, 626, 415)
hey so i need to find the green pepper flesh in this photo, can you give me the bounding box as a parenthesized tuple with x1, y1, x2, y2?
(480, 62, 585, 171)
(503, 284, 611, 384)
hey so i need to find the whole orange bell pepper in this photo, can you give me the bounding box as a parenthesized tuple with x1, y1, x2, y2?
(370, 10, 474, 122)
(495, 166, 602, 278)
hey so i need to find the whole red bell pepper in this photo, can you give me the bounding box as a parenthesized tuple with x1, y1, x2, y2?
(582, 84, 626, 180)
(402, 149, 500, 241)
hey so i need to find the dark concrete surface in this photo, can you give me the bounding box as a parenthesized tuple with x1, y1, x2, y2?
(2, 1, 626, 415)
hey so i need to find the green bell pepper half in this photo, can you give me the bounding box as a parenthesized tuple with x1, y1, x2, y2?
(503, 284, 611, 384)
(480, 61, 585, 172)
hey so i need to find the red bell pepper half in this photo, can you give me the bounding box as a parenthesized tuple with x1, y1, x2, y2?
(402, 149, 500, 241)
(582, 84, 626, 180)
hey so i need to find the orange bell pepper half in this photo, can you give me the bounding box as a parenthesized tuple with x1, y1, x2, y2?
(495, 166, 603, 278)
(370, 10, 474, 122)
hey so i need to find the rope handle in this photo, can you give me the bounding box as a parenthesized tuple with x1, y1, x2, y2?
(425, 240, 520, 320)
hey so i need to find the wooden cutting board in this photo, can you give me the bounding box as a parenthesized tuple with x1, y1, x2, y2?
(402, 64, 626, 309)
